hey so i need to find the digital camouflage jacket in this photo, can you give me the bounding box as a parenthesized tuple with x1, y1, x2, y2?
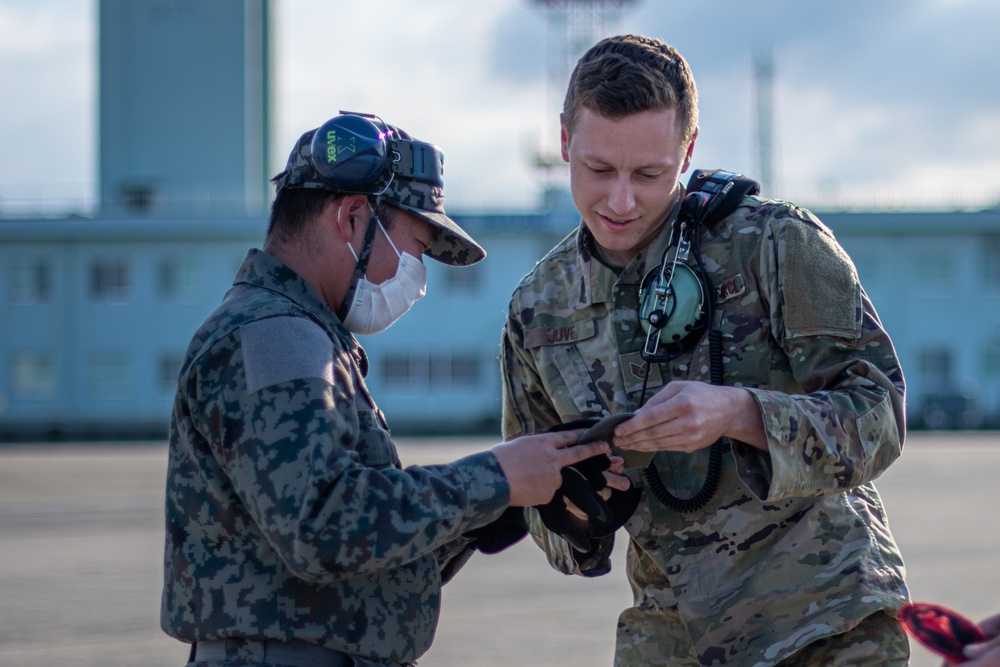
(162, 249, 509, 667)
(500, 195, 909, 666)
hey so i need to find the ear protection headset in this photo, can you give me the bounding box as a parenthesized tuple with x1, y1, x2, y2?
(304, 112, 446, 324)
(309, 112, 445, 195)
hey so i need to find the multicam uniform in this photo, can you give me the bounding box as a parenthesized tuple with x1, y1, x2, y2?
(162, 249, 510, 667)
(500, 194, 910, 666)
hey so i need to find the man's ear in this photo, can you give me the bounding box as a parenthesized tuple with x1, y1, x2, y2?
(560, 113, 570, 163)
(680, 127, 698, 174)
(332, 194, 371, 242)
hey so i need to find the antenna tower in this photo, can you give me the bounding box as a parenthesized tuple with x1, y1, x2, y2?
(753, 50, 776, 196)
(530, 0, 638, 190)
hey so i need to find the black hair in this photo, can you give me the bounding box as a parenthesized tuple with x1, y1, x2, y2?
(265, 188, 399, 247)
(266, 187, 341, 245)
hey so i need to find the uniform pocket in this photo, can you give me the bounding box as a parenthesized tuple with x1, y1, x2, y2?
(551, 344, 611, 416)
(354, 410, 399, 469)
(694, 311, 773, 388)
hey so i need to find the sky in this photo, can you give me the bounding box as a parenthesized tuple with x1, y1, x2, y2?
(1, 0, 1000, 214)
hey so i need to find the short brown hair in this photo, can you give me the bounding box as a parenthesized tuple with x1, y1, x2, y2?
(563, 35, 699, 145)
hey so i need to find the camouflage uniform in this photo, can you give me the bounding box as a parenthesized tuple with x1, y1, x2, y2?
(500, 194, 910, 666)
(162, 248, 510, 667)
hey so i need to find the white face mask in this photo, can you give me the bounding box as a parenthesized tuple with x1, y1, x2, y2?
(342, 220, 427, 335)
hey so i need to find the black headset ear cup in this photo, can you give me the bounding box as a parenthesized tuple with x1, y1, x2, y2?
(309, 114, 391, 192)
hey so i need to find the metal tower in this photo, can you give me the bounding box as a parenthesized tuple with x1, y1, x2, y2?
(753, 50, 775, 197)
(529, 0, 638, 202)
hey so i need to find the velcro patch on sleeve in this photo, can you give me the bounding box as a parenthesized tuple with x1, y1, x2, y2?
(240, 316, 334, 393)
(779, 220, 861, 341)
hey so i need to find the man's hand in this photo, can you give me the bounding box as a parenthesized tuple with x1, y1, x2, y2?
(613, 380, 768, 453)
(564, 455, 629, 523)
(538, 452, 636, 552)
(952, 613, 1000, 667)
(491, 430, 610, 507)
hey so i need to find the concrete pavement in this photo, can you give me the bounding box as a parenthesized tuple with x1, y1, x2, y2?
(0, 433, 996, 666)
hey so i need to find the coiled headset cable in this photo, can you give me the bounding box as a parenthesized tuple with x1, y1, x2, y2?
(638, 215, 724, 514)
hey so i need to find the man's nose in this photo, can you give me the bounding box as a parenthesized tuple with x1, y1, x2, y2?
(607, 177, 635, 216)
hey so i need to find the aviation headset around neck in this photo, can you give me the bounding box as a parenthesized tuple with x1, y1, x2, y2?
(635, 169, 760, 514)
(638, 170, 761, 363)
(638, 191, 713, 362)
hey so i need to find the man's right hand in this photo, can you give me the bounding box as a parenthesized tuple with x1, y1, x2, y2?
(490, 430, 609, 507)
(955, 613, 1000, 667)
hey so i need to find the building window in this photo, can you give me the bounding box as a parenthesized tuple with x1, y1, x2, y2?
(9, 259, 52, 304)
(90, 260, 130, 302)
(382, 352, 480, 389)
(88, 355, 132, 400)
(120, 185, 156, 214)
(916, 252, 954, 286)
(917, 348, 953, 390)
(437, 354, 479, 387)
(159, 257, 199, 302)
(382, 353, 429, 389)
(444, 264, 481, 294)
(158, 354, 183, 394)
(985, 342, 1000, 377)
(382, 355, 409, 386)
(10, 353, 55, 399)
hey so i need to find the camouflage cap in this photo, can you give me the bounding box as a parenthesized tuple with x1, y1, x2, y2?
(272, 118, 486, 267)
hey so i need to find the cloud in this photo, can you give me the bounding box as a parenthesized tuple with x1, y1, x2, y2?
(272, 0, 549, 209)
(0, 0, 95, 197)
(2, 0, 999, 213)
(619, 0, 1000, 207)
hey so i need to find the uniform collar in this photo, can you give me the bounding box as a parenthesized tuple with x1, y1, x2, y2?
(234, 248, 358, 347)
(573, 196, 683, 306)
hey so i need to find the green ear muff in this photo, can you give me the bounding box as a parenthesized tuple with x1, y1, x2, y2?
(639, 261, 708, 360)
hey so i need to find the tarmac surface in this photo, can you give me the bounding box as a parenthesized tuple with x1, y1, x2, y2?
(0, 432, 997, 667)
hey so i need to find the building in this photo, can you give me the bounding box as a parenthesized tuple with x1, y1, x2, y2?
(1, 1, 998, 439)
(3, 204, 1000, 440)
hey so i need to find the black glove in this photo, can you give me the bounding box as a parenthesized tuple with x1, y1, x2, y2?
(465, 506, 528, 554)
(574, 413, 642, 539)
(534, 416, 642, 552)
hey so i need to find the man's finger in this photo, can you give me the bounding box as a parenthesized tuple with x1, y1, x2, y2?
(604, 472, 631, 492)
(550, 428, 587, 448)
(614, 408, 665, 439)
(561, 469, 612, 524)
(616, 429, 666, 451)
(559, 440, 610, 464)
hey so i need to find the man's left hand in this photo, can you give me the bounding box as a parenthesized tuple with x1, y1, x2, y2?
(613, 380, 768, 453)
